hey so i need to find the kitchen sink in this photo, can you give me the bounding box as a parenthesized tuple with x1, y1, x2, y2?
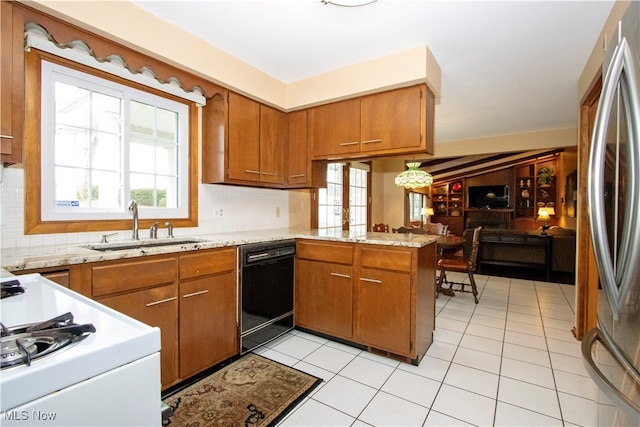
(82, 238, 206, 252)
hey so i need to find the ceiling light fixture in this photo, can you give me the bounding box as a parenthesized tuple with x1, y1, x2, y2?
(321, 0, 378, 7)
(395, 162, 433, 189)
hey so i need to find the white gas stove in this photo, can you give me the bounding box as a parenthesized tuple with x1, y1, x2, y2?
(0, 274, 161, 426)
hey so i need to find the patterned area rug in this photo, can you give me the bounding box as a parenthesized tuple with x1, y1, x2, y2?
(163, 353, 322, 426)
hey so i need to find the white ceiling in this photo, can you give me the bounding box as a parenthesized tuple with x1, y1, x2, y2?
(131, 0, 614, 143)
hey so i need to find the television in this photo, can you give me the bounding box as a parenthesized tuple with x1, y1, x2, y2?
(468, 185, 510, 209)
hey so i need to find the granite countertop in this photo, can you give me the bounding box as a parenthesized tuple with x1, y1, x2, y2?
(2, 228, 438, 272)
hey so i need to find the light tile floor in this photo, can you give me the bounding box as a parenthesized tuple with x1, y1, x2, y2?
(254, 272, 599, 426)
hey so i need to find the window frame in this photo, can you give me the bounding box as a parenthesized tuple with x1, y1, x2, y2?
(24, 49, 199, 235)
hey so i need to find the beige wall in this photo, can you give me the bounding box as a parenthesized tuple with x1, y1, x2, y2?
(434, 127, 577, 159)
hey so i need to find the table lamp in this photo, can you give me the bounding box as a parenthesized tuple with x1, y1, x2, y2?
(422, 207, 434, 224)
(537, 207, 554, 235)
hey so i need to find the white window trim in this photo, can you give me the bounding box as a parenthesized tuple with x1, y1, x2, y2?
(40, 60, 190, 221)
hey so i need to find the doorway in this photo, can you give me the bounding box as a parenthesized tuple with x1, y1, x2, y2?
(315, 162, 371, 234)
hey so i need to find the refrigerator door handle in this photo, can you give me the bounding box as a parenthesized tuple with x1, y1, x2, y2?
(588, 35, 640, 320)
(582, 328, 640, 420)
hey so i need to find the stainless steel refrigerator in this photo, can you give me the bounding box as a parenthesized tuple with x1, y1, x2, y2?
(583, 2, 640, 425)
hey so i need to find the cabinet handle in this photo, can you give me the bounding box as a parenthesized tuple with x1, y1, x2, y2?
(331, 272, 351, 279)
(182, 289, 209, 298)
(261, 171, 276, 176)
(0, 134, 13, 139)
(361, 138, 381, 144)
(360, 277, 382, 284)
(244, 169, 261, 174)
(146, 296, 177, 307)
(289, 173, 306, 178)
(339, 141, 359, 146)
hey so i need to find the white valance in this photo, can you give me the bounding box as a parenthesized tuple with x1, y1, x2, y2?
(25, 24, 206, 106)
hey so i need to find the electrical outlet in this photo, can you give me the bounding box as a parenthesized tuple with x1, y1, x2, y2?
(275, 207, 280, 218)
(213, 208, 223, 218)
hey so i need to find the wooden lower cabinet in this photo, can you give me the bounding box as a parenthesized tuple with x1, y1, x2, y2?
(295, 239, 436, 364)
(80, 248, 238, 390)
(179, 271, 237, 379)
(97, 284, 179, 389)
(295, 259, 353, 339)
(356, 268, 411, 355)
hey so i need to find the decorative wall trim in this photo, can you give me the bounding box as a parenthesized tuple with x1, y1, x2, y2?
(25, 23, 206, 105)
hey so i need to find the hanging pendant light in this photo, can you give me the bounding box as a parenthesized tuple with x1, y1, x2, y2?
(395, 162, 433, 189)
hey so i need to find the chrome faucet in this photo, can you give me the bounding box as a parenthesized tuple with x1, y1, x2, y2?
(127, 200, 139, 240)
(150, 222, 159, 239)
(165, 221, 174, 238)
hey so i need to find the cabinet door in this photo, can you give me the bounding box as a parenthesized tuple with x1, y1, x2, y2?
(287, 110, 309, 185)
(259, 104, 287, 184)
(0, 2, 24, 163)
(228, 92, 260, 181)
(98, 284, 179, 389)
(295, 259, 353, 339)
(360, 85, 423, 154)
(309, 98, 360, 159)
(356, 268, 411, 355)
(179, 272, 237, 378)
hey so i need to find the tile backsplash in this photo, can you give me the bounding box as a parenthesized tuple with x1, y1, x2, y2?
(1, 167, 293, 250)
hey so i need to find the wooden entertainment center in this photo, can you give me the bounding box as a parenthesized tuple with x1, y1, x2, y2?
(430, 156, 559, 235)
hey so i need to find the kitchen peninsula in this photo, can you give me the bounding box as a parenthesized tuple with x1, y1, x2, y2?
(2, 229, 439, 386)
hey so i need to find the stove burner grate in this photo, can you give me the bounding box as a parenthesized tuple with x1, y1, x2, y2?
(0, 313, 96, 369)
(1, 279, 25, 299)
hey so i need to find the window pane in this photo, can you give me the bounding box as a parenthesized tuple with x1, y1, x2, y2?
(55, 126, 90, 168)
(156, 141, 178, 176)
(55, 82, 90, 128)
(156, 175, 178, 208)
(92, 132, 121, 172)
(92, 92, 121, 133)
(130, 101, 155, 137)
(54, 167, 85, 206)
(157, 107, 177, 141)
(53, 168, 120, 209)
(130, 136, 157, 174)
(130, 173, 156, 207)
(91, 170, 121, 208)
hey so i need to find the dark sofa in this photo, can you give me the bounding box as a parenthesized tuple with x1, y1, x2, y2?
(478, 227, 576, 274)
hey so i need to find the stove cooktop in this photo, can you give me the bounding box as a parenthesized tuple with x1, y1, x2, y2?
(0, 274, 161, 412)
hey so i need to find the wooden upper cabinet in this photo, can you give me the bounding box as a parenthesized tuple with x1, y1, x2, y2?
(287, 110, 327, 188)
(309, 84, 434, 161)
(287, 110, 309, 185)
(1, 2, 25, 164)
(309, 98, 361, 159)
(227, 92, 261, 182)
(202, 91, 287, 186)
(360, 85, 424, 153)
(259, 104, 287, 184)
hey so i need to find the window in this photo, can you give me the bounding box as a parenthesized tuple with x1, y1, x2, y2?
(24, 53, 199, 234)
(40, 60, 189, 222)
(408, 192, 427, 224)
(317, 162, 370, 233)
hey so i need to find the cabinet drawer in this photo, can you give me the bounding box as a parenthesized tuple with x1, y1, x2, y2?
(180, 248, 236, 280)
(92, 256, 178, 297)
(296, 240, 353, 264)
(360, 247, 412, 272)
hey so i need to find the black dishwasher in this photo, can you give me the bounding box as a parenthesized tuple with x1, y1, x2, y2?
(239, 240, 296, 353)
